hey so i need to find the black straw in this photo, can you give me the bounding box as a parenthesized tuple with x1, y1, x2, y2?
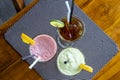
(69, 0, 74, 24)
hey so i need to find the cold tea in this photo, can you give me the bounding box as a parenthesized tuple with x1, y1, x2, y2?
(58, 17, 84, 42)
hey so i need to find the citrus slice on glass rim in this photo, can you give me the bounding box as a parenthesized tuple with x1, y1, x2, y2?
(50, 19, 64, 28)
(21, 33, 35, 45)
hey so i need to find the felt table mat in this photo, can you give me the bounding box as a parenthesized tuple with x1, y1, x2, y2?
(0, 18, 3, 25)
(4, 0, 118, 80)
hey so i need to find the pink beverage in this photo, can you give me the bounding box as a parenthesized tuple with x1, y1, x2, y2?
(29, 34, 57, 62)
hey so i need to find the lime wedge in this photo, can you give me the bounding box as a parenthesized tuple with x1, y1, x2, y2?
(50, 19, 64, 28)
(21, 33, 35, 45)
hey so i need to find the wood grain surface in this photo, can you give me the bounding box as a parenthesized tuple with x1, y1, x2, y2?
(76, 0, 120, 48)
(0, 0, 120, 80)
(75, 0, 120, 80)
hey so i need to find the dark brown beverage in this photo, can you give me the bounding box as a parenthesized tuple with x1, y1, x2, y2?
(58, 17, 84, 42)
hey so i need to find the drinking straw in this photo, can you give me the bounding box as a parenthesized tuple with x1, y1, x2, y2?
(22, 54, 35, 60)
(69, 0, 75, 24)
(29, 57, 40, 69)
(65, 1, 71, 23)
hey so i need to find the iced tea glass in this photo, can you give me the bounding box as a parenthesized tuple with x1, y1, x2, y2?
(57, 16, 85, 48)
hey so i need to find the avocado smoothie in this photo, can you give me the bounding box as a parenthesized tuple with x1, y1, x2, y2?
(57, 47, 85, 76)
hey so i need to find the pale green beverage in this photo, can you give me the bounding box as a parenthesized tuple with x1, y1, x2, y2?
(57, 47, 85, 76)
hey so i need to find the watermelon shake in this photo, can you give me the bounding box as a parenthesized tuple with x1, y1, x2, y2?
(29, 34, 57, 69)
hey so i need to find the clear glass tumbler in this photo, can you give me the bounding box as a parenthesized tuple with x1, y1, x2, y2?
(57, 16, 85, 48)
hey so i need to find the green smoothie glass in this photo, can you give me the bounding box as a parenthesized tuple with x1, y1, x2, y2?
(57, 47, 93, 76)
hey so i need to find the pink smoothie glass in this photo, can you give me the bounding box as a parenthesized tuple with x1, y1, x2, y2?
(29, 34, 57, 62)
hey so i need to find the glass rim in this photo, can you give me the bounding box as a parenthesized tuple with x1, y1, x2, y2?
(57, 16, 86, 42)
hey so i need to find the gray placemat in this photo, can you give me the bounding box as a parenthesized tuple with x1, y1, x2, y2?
(4, 0, 118, 80)
(0, 18, 2, 25)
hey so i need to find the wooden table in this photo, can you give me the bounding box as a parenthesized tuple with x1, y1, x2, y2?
(75, 0, 120, 80)
(0, 0, 120, 80)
